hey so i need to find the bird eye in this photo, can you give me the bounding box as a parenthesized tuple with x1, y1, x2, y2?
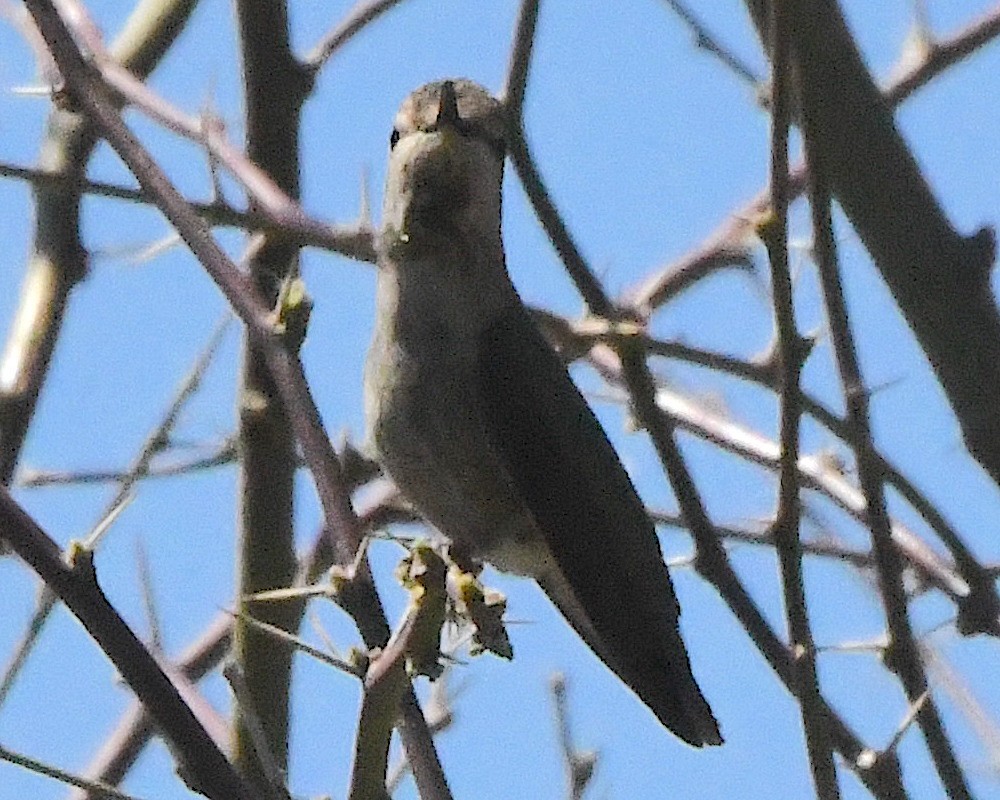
(389, 129, 400, 150)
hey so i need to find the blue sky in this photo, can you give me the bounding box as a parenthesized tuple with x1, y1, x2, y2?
(1, 1, 1000, 798)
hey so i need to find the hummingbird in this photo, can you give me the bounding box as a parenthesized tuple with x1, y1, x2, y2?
(364, 78, 721, 746)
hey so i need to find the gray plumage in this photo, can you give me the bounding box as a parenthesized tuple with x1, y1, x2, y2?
(365, 79, 721, 746)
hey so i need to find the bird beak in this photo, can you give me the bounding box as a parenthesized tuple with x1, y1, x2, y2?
(435, 80, 460, 129)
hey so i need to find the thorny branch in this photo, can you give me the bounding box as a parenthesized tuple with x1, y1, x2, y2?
(762, 2, 837, 794)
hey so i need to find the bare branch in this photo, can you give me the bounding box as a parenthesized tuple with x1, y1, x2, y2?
(762, 3, 838, 791)
(302, 0, 407, 74)
(659, 0, 762, 88)
(800, 65, 971, 797)
(503, 0, 541, 120)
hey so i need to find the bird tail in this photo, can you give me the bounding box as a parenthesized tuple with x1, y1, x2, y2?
(537, 571, 722, 747)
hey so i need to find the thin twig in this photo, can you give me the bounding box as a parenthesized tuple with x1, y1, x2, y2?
(302, 0, 407, 73)
(550, 674, 597, 800)
(507, 128, 610, 317)
(659, 0, 762, 87)
(764, 4, 838, 793)
(0, 742, 145, 800)
(19, 439, 238, 487)
(652, 511, 874, 571)
(923, 643, 1000, 772)
(886, 5, 1000, 104)
(0, 160, 376, 259)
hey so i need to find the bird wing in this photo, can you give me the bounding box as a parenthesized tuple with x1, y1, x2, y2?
(476, 305, 722, 746)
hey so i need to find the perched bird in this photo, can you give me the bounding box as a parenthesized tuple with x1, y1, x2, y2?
(364, 78, 721, 746)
